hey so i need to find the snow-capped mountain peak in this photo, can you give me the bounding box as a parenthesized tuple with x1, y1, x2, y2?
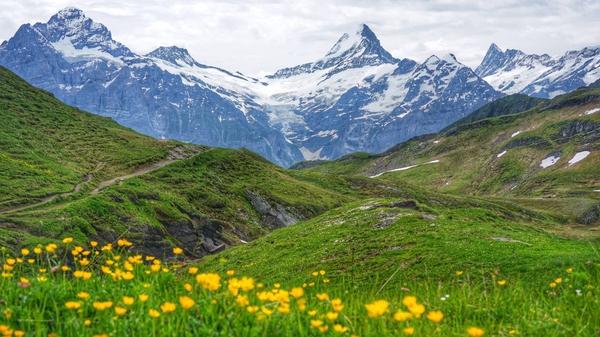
(146, 46, 196, 67)
(323, 24, 395, 63)
(476, 43, 600, 97)
(269, 23, 396, 79)
(36, 7, 134, 60)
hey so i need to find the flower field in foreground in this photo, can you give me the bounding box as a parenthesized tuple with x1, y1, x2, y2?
(0, 239, 598, 337)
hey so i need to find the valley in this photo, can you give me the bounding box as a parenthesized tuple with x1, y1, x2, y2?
(0, 5, 598, 337)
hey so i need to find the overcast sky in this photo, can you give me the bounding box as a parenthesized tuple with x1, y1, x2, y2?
(1, 0, 599, 76)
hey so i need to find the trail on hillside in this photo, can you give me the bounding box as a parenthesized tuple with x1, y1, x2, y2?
(0, 148, 194, 215)
(90, 157, 179, 195)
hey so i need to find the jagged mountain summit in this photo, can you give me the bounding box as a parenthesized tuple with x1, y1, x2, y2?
(261, 25, 501, 160)
(476, 43, 600, 98)
(0, 9, 553, 165)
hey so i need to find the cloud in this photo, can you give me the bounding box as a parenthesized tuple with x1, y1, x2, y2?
(0, 0, 598, 75)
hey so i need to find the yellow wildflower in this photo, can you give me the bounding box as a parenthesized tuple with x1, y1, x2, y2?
(148, 309, 161, 318)
(316, 293, 329, 301)
(408, 303, 425, 318)
(139, 294, 149, 302)
(328, 299, 343, 312)
(427, 310, 444, 323)
(160, 302, 176, 313)
(365, 300, 389, 318)
(179, 296, 195, 310)
(291, 287, 304, 299)
(402, 296, 417, 308)
(65, 301, 81, 310)
(122, 296, 135, 306)
(62, 237, 73, 244)
(114, 306, 127, 316)
(393, 310, 413, 322)
(311, 319, 324, 328)
(467, 327, 485, 337)
(497, 280, 507, 286)
(403, 326, 415, 335)
(172, 247, 183, 255)
(333, 324, 348, 333)
(326, 312, 339, 321)
(92, 301, 113, 311)
(196, 273, 221, 291)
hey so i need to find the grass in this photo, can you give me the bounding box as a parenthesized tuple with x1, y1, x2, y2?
(0, 237, 597, 337)
(0, 66, 182, 208)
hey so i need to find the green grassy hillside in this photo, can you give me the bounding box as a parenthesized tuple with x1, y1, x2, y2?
(0, 66, 386, 255)
(0, 66, 189, 208)
(299, 88, 600, 223)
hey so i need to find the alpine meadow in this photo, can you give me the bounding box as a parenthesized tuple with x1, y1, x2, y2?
(0, 3, 599, 337)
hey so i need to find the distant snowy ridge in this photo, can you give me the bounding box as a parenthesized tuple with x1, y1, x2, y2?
(476, 43, 600, 98)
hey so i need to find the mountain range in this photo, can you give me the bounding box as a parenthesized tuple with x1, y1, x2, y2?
(0, 8, 598, 166)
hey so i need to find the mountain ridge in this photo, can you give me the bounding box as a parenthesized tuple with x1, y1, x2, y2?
(1, 8, 599, 166)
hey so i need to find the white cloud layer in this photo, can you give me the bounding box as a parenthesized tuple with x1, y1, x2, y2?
(1, 0, 599, 75)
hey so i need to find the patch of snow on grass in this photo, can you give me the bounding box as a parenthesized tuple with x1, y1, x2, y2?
(568, 151, 590, 166)
(511, 131, 521, 138)
(585, 108, 600, 115)
(369, 160, 440, 178)
(497, 150, 507, 158)
(540, 155, 560, 168)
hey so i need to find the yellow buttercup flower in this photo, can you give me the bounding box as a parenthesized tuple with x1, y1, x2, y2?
(62, 237, 74, 244)
(291, 287, 304, 299)
(188, 267, 199, 274)
(179, 296, 195, 310)
(139, 294, 149, 302)
(114, 306, 127, 316)
(365, 300, 389, 318)
(311, 319, 324, 328)
(196, 273, 221, 291)
(402, 296, 417, 308)
(403, 326, 415, 335)
(122, 296, 135, 306)
(467, 327, 485, 337)
(92, 301, 113, 311)
(316, 293, 329, 301)
(566, 267, 573, 273)
(331, 298, 344, 312)
(408, 303, 425, 318)
(148, 309, 161, 318)
(65, 301, 81, 310)
(333, 324, 348, 333)
(20, 248, 29, 256)
(393, 310, 413, 322)
(160, 302, 176, 313)
(326, 312, 339, 321)
(497, 280, 507, 286)
(173, 247, 183, 255)
(426, 310, 444, 323)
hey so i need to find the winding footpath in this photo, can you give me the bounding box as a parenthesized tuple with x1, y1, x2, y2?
(0, 148, 194, 215)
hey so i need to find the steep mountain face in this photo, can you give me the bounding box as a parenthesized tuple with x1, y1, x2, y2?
(0, 9, 503, 165)
(262, 25, 502, 160)
(476, 43, 600, 98)
(0, 8, 303, 167)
